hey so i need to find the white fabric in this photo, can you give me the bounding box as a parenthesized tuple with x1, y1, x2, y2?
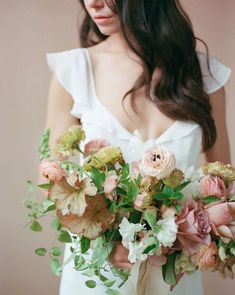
(46, 48, 232, 295)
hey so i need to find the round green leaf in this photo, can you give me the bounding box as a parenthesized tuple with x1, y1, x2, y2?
(30, 220, 43, 232)
(35, 248, 47, 256)
(50, 246, 62, 257)
(85, 280, 96, 288)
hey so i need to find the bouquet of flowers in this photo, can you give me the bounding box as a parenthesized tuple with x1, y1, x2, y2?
(24, 125, 235, 294)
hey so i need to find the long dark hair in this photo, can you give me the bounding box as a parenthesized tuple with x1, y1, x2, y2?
(78, 0, 217, 152)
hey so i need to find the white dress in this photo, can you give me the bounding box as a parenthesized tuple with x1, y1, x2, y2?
(46, 48, 232, 295)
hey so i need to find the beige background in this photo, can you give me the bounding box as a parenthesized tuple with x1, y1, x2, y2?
(0, 0, 234, 294)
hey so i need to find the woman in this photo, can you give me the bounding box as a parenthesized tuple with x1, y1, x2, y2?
(45, 0, 232, 294)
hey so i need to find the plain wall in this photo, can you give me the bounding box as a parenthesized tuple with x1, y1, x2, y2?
(0, 1, 234, 294)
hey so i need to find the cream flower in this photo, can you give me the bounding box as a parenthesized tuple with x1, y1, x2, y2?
(128, 241, 148, 263)
(155, 217, 178, 247)
(119, 217, 145, 248)
(139, 146, 176, 179)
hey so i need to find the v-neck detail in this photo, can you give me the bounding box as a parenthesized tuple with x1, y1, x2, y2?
(83, 47, 180, 144)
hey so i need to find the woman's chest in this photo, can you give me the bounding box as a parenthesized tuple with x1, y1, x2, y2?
(89, 50, 174, 142)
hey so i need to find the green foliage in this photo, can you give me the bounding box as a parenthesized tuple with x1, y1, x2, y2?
(90, 166, 106, 187)
(106, 289, 121, 295)
(30, 220, 43, 232)
(50, 258, 62, 276)
(50, 247, 62, 257)
(57, 231, 72, 243)
(38, 182, 53, 190)
(92, 236, 113, 267)
(80, 236, 90, 254)
(41, 200, 55, 213)
(162, 252, 177, 286)
(74, 255, 86, 270)
(130, 210, 142, 224)
(35, 248, 47, 256)
(51, 218, 62, 231)
(119, 163, 130, 181)
(203, 195, 221, 204)
(175, 181, 190, 192)
(143, 237, 160, 254)
(85, 280, 97, 288)
(38, 128, 51, 160)
(144, 211, 157, 228)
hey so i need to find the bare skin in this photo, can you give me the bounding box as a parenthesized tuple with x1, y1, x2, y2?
(44, 0, 231, 274)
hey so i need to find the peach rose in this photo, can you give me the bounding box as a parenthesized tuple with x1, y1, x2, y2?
(39, 160, 67, 183)
(176, 200, 211, 255)
(201, 175, 227, 198)
(192, 242, 219, 270)
(139, 146, 176, 179)
(84, 139, 110, 157)
(206, 202, 235, 243)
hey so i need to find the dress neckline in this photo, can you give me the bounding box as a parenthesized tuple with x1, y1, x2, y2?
(82, 47, 180, 144)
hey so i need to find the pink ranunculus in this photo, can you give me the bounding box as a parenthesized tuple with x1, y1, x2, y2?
(134, 193, 145, 208)
(201, 175, 227, 198)
(134, 192, 152, 210)
(176, 200, 211, 255)
(103, 174, 119, 194)
(139, 146, 176, 179)
(84, 139, 110, 157)
(39, 160, 67, 183)
(206, 202, 235, 243)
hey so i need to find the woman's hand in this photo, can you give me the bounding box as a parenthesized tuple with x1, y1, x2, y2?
(108, 241, 134, 271)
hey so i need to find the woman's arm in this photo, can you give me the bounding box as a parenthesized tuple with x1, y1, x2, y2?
(205, 87, 231, 164)
(44, 74, 79, 149)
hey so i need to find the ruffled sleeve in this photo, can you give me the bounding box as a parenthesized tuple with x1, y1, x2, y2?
(46, 48, 92, 118)
(197, 51, 232, 94)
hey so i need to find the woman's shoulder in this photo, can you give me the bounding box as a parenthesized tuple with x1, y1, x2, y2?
(196, 51, 232, 94)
